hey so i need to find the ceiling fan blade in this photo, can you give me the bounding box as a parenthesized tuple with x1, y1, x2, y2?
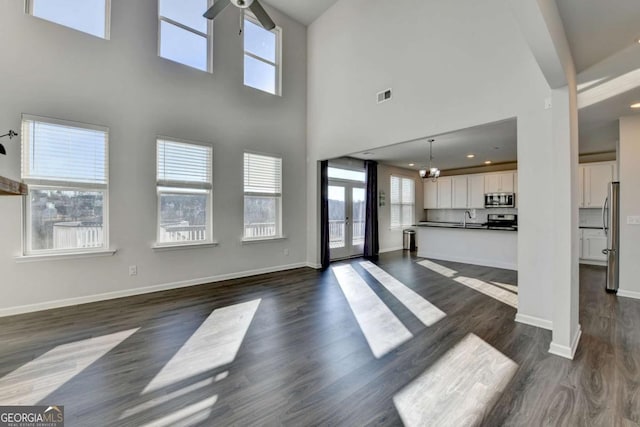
(0, 144, 5, 155)
(249, 0, 275, 30)
(203, 0, 231, 19)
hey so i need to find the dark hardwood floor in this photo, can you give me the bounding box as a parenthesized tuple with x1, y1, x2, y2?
(0, 252, 638, 426)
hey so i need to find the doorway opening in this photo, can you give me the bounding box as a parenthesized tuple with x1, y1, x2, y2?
(328, 165, 366, 260)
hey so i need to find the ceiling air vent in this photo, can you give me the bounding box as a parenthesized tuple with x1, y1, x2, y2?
(377, 88, 392, 104)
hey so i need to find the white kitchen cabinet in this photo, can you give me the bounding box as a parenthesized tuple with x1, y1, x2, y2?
(437, 177, 453, 208)
(485, 172, 514, 193)
(583, 163, 615, 208)
(452, 176, 468, 209)
(581, 229, 607, 262)
(423, 180, 438, 209)
(467, 174, 485, 209)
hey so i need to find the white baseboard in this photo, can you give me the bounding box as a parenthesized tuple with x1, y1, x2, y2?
(306, 262, 322, 269)
(416, 252, 517, 271)
(579, 259, 606, 267)
(379, 246, 403, 254)
(0, 262, 309, 318)
(549, 324, 582, 360)
(515, 313, 553, 330)
(617, 288, 640, 300)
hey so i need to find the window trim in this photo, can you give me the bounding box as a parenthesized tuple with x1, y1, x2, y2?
(25, 0, 112, 40)
(243, 151, 283, 241)
(21, 114, 110, 256)
(155, 136, 214, 247)
(243, 12, 282, 96)
(157, 0, 214, 73)
(389, 174, 416, 229)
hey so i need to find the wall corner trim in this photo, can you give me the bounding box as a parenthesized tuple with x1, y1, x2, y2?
(515, 312, 553, 330)
(548, 324, 582, 360)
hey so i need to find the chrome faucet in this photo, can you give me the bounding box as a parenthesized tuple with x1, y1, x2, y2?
(463, 210, 473, 227)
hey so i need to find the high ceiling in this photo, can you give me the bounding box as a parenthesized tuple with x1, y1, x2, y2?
(266, 0, 640, 164)
(263, 0, 338, 26)
(556, 0, 640, 73)
(350, 119, 518, 172)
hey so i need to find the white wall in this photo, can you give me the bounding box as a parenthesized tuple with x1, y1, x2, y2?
(0, 0, 307, 314)
(307, 0, 556, 326)
(619, 115, 640, 298)
(377, 164, 423, 252)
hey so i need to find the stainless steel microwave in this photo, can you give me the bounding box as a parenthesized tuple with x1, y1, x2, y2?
(485, 192, 515, 208)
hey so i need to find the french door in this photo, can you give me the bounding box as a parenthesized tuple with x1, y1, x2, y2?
(329, 181, 366, 260)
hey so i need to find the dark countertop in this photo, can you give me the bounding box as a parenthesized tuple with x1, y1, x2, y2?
(414, 221, 517, 232)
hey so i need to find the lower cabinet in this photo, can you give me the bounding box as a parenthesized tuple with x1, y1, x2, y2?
(580, 229, 607, 262)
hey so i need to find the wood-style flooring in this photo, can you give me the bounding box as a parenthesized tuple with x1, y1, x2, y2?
(0, 252, 638, 426)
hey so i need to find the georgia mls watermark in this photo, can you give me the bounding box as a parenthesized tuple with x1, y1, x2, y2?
(0, 406, 64, 427)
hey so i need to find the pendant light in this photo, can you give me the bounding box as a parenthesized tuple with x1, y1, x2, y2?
(419, 139, 440, 181)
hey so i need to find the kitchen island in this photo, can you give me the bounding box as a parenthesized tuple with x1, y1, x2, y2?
(415, 222, 517, 270)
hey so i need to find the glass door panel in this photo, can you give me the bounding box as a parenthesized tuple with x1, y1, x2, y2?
(351, 187, 366, 256)
(329, 185, 348, 259)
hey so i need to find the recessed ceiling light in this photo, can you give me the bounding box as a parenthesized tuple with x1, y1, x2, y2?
(466, 154, 475, 158)
(409, 163, 415, 166)
(484, 160, 492, 165)
(631, 102, 640, 109)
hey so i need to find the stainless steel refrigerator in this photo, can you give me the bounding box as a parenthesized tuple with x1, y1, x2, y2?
(603, 182, 620, 293)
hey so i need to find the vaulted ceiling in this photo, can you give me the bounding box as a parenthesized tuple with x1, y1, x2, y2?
(263, 0, 338, 26)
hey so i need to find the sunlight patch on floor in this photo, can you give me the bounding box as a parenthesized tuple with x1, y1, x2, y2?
(394, 333, 518, 427)
(490, 281, 518, 293)
(142, 299, 260, 394)
(140, 395, 218, 427)
(455, 276, 518, 308)
(416, 259, 458, 278)
(0, 328, 139, 405)
(359, 261, 446, 327)
(332, 264, 412, 358)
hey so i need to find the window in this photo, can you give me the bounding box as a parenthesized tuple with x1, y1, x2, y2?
(21, 115, 109, 254)
(244, 14, 281, 95)
(157, 138, 213, 245)
(159, 0, 212, 72)
(328, 167, 365, 182)
(244, 152, 282, 240)
(27, 0, 110, 39)
(390, 176, 415, 228)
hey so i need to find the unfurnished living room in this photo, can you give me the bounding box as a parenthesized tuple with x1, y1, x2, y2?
(1, 0, 640, 426)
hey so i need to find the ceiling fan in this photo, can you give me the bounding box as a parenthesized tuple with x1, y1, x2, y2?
(203, 0, 276, 31)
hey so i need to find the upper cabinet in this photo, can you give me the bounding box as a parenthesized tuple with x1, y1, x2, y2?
(423, 170, 517, 210)
(424, 180, 438, 209)
(467, 174, 485, 209)
(452, 176, 468, 209)
(485, 172, 514, 193)
(580, 162, 616, 208)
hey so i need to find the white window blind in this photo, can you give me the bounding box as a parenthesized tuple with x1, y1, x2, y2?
(390, 176, 415, 228)
(22, 117, 108, 186)
(244, 152, 282, 194)
(157, 139, 212, 189)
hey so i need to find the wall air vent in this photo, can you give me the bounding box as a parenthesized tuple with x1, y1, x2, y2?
(377, 88, 392, 104)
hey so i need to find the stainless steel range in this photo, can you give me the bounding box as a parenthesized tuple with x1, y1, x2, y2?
(487, 214, 517, 230)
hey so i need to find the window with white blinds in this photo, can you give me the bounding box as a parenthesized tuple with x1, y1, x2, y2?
(243, 152, 282, 239)
(390, 176, 415, 228)
(21, 115, 109, 255)
(156, 138, 213, 245)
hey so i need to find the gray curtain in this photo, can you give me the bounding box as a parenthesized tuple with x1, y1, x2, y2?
(320, 160, 330, 269)
(364, 160, 379, 258)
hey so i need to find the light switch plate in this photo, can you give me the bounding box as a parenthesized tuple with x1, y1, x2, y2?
(627, 216, 640, 225)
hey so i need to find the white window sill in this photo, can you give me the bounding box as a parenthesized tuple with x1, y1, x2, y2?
(152, 241, 219, 252)
(15, 249, 117, 263)
(241, 236, 287, 244)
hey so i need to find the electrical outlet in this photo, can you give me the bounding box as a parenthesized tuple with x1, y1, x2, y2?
(544, 97, 552, 109)
(129, 265, 138, 276)
(627, 216, 640, 225)
(284, 248, 290, 256)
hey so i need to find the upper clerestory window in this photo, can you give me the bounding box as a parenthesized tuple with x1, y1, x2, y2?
(26, 0, 111, 39)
